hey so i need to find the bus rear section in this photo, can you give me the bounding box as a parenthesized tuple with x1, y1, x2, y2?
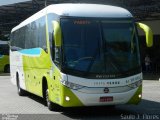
(0, 40, 10, 73)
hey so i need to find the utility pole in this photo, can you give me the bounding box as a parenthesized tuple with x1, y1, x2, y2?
(45, 0, 47, 7)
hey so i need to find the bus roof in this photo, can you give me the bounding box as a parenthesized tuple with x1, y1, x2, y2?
(47, 4, 132, 18)
(11, 3, 132, 32)
(0, 40, 8, 44)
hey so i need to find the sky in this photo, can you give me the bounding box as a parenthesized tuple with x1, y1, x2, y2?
(0, 0, 31, 6)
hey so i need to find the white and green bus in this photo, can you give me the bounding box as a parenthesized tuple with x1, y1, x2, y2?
(10, 4, 153, 111)
(0, 40, 10, 73)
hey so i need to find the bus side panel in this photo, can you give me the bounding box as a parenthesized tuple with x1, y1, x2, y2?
(49, 65, 62, 105)
(22, 48, 52, 97)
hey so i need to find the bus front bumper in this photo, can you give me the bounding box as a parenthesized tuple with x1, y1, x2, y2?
(60, 85, 142, 107)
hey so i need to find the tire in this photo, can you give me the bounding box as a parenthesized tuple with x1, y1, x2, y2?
(4, 65, 10, 73)
(45, 85, 60, 111)
(17, 74, 26, 96)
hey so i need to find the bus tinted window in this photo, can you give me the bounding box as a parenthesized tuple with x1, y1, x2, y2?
(61, 18, 141, 78)
(11, 16, 47, 50)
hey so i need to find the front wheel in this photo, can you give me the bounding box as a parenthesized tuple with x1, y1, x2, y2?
(45, 86, 60, 111)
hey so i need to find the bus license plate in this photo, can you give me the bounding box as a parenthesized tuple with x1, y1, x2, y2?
(99, 96, 113, 102)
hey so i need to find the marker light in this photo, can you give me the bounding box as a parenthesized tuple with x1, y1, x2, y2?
(138, 94, 142, 98)
(65, 96, 70, 101)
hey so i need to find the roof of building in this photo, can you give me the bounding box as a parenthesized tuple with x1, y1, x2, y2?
(0, 40, 8, 44)
(1, 0, 160, 34)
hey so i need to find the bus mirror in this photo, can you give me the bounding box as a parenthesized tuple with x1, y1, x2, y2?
(52, 21, 62, 47)
(136, 22, 153, 47)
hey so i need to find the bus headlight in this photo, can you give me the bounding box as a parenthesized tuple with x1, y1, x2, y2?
(61, 80, 84, 90)
(128, 80, 142, 88)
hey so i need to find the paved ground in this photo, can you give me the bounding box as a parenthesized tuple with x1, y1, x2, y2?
(0, 74, 160, 120)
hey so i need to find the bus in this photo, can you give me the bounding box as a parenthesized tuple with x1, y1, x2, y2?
(10, 4, 153, 111)
(0, 40, 10, 73)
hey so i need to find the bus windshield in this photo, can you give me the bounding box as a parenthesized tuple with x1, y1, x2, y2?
(60, 18, 141, 78)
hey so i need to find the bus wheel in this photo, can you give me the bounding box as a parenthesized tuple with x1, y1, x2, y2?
(4, 65, 10, 73)
(45, 86, 55, 111)
(16, 74, 26, 96)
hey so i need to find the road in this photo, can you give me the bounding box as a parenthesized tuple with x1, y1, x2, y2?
(0, 74, 160, 120)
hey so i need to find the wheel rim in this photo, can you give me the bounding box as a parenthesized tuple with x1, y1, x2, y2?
(46, 89, 50, 107)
